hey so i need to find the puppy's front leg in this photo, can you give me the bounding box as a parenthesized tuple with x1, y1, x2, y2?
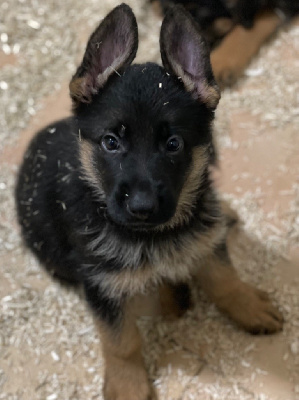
(198, 243, 284, 334)
(84, 283, 156, 400)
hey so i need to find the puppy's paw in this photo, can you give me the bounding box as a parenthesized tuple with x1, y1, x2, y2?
(219, 282, 284, 334)
(211, 53, 243, 88)
(103, 362, 157, 400)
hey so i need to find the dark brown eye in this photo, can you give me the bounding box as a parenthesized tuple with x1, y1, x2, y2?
(166, 135, 183, 153)
(101, 134, 120, 152)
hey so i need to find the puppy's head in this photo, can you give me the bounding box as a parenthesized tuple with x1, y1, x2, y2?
(70, 4, 220, 230)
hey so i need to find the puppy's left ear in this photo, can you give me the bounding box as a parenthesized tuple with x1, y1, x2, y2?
(70, 4, 138, 106)
(160, 5, 220, 109)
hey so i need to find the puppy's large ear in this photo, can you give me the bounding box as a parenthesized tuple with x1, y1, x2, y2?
(70, 4, 138, 106)
(160, 5, 220, 109)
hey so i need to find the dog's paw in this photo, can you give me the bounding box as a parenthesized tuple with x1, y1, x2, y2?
(210, 41, 250, 89)
(219, 282, 284, 334)
(103, 363, 157, 400)
(211, 54, 242, 88)
(215, 68, 240, 88)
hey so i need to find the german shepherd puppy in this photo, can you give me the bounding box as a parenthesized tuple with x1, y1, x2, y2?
(16, 4, 284, 399)
(156, 0, 299, 86)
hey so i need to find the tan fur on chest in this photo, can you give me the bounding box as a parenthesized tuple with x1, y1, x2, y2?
(93, 219, 227, 299)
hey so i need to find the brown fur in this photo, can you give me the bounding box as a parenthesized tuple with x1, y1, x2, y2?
(160, 146, 209, 229)
(90, 219, 227, 299)
(211, 10, 282, 87)
(80, 138, 105, 197)
(170, 57, 220, 108)
(97, 297, 157, 400)
(69, 77, 87, 106)
(212, 17, 234, 37)
(197, 251, 284, 334)
(97, 221, 284, 400)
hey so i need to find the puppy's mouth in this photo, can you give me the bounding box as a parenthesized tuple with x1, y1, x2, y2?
(107, 214, 165, 231)
(105, 207, 171, 231)
(123, 220, 161, 230)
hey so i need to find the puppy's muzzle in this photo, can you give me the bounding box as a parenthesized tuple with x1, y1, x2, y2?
(126, 188, 158, 221)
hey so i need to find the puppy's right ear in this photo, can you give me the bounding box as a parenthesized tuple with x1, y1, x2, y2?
(160, 5, 220, 110)
(70, 4, 138, 106)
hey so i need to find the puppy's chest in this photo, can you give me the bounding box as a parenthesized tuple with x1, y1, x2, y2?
(87, 224, 225, 298)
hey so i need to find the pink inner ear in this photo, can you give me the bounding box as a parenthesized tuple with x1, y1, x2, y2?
(177, 40, 199, 76)
(160, 8, 219, 108)
(70, 5, 138, 104)
(94, 16, 135, 75)
(98, 33, 125, 72)
(171, 26, 202, 78)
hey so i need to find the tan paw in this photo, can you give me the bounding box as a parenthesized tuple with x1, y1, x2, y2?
(103, 360, 157, 400)
(211, 53, 243, 88)
(219, 282, 284, 334)
(215, 67, 241, 88)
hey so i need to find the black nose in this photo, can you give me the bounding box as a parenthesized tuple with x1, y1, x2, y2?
(126, 191, 157, 220)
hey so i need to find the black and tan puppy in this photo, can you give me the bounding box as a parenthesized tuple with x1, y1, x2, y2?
(16, 4, 283, 400)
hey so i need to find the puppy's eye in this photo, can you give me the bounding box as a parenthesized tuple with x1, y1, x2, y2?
(166, 135, 184, 153)
(101, 134, 120, 152)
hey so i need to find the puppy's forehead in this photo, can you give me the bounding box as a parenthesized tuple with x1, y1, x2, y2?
(105, 63, 190, 115)
(89, 62, 209, 142)
(121, 64, 175, 96)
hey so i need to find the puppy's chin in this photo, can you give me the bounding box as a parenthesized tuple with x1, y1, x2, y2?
(106, 208, 173, 231)
(121, 221, 162, 231)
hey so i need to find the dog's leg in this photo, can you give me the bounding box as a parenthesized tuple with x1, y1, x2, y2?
(159, 282, 192, 319)
(100, 299, 156, 400)
(85, 283, 156, 400)
(197, 242, 284, 334)
(211, 10, 282, 88)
